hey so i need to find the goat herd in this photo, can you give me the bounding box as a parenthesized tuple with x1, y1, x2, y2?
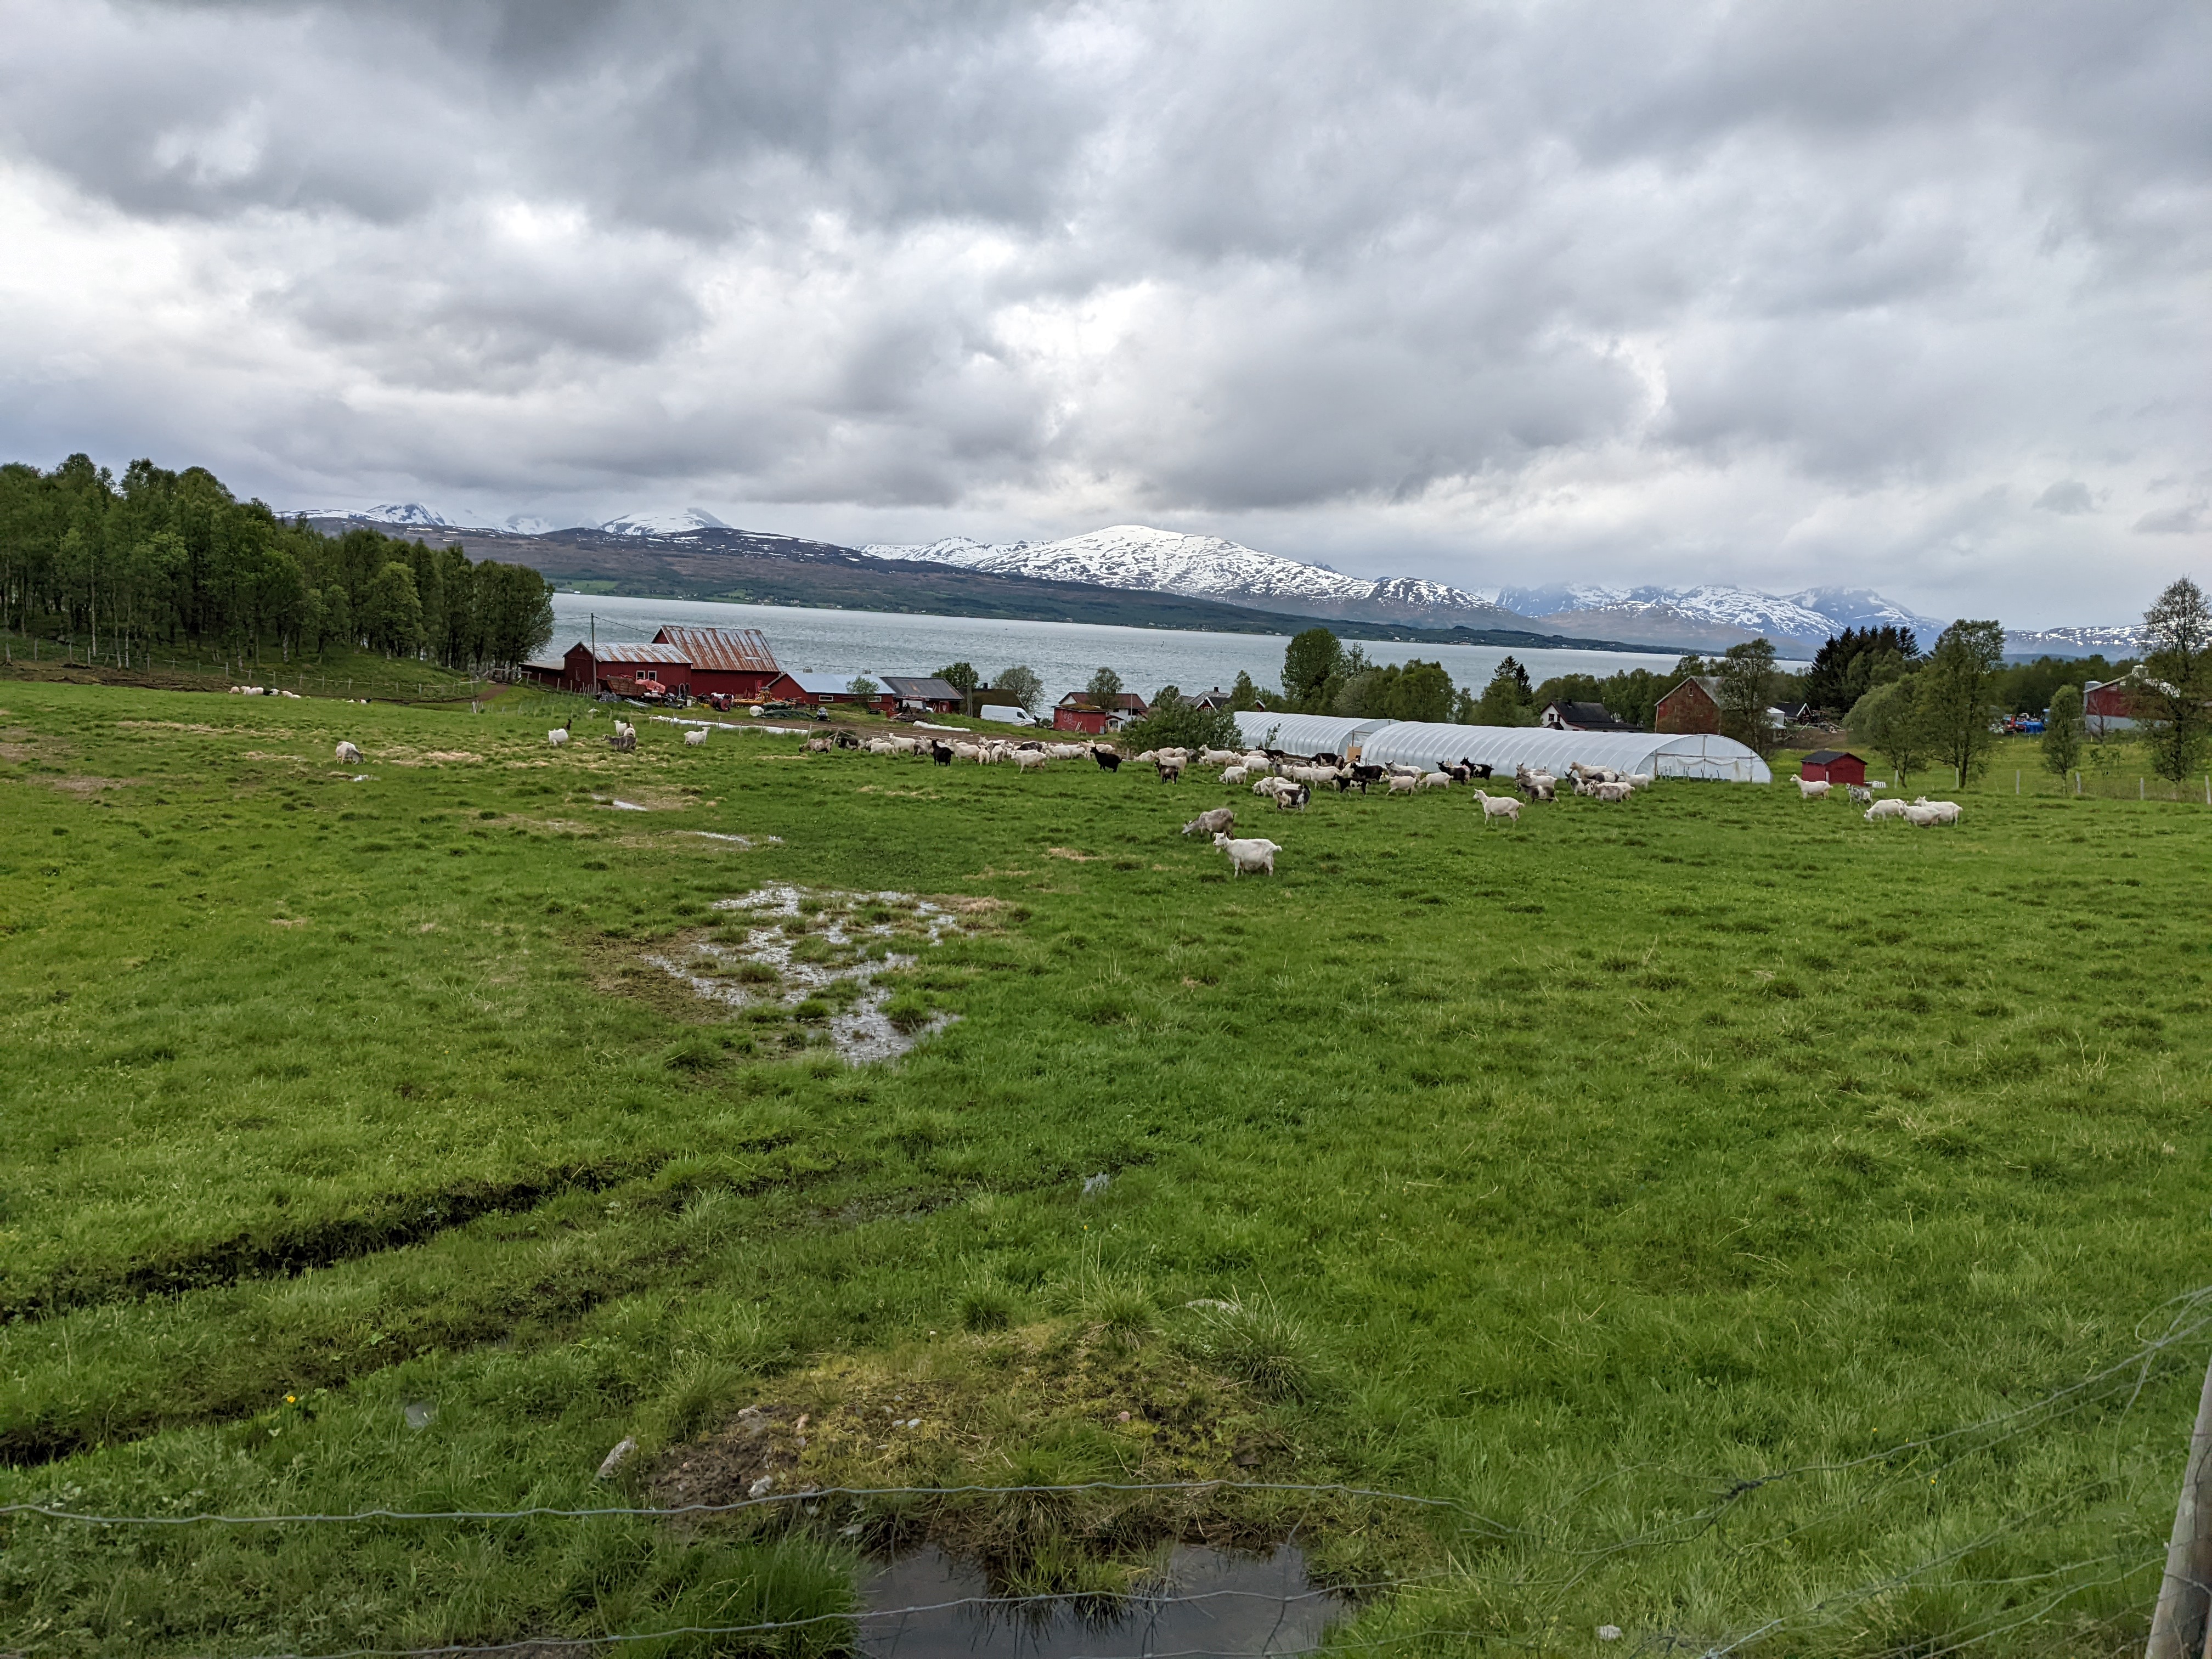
(313, 721, 1965, 878)
(798, 730, 1673, 878)
(1793, 774, 1966, 827)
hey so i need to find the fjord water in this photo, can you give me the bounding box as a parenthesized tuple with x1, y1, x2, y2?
(551, 592, 1686, 703)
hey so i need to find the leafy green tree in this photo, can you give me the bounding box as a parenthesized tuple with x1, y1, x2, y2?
(1714, 639, 1780, 754)
(933, 661, 980, 696)
(1848, 678, 1930, 786)
(2041, 682, 2084, 780)
(473, 560, 555, 669)
(994, 664, 1043, 713)
(2138, 577, 2212, 783)
(1473, 656, 1534, 725)
(1282, 628, 1342, 706)
(1085, 665, 1125, 710)
(359, 562, 426, 656)
(1918, 619, 2006, 783)
(1228, 668, 1269, 709)
(1804, 625, 1921, 712)
(1120, 687, 1240, 754)
(847, 674, 882, 700)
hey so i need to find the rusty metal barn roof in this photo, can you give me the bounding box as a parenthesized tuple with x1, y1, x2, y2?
(651, 626, 779, 673)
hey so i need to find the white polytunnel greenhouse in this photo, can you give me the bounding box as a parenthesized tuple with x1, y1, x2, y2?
(1230, 713, 1771, 783)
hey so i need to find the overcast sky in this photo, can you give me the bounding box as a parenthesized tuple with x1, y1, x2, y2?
(1, 1, 2204, 624)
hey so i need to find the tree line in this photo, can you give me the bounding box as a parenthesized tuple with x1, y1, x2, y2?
(0, 454, 556, 672)
(1844, 578, 2209, 786)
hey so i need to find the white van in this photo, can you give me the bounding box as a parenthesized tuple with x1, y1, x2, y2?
(979, 704, 1034, 726)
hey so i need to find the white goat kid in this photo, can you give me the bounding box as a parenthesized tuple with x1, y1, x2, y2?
(684, 729, 708, 747)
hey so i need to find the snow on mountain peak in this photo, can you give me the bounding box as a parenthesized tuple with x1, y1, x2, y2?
(597, 507, 730, 538)
(503, 513, 566, 535)
(298, 502, 455, 529)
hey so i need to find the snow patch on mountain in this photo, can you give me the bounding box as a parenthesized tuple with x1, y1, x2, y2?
(597, 507, 730, 538)
(864, 524, 1515, 622)
(2005, 624, 2142, 657)
(1500, 583, 1946, 648)
(299, 502, 456, 529)
(503, 513, 566, 535)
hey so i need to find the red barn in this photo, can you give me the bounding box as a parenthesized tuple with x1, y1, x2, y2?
(650, 627, 782, 700)
(1053, 691, 1149, 734)
(532, 640, 694, 694)
(1654, 676, 1722, 735)
(1798, 749, 1866, 786)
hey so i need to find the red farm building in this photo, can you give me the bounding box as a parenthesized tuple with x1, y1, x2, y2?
(1654, 676, 1723, 735)
(649, 627, 783, 700)
(1052, 691, 1149, 735)
(1798, 749, 1866, 786)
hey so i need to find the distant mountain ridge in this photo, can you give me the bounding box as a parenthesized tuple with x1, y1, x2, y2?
(291, 504, 2131, 654)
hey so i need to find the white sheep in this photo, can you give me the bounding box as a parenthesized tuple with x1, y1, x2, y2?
(335, 740, 362, 764)
(1796, 777, 1831, 799)
(684, 728, 708, 747)
(1214, 831, 1280, 876)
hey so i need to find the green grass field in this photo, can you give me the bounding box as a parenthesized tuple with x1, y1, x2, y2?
(3, 681, 2208, 1657)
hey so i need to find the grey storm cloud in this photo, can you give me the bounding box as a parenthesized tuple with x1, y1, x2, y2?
(0, 0, 2205, 620)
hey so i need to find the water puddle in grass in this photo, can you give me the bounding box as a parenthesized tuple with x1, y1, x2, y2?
(859, 1543, 1341, 1658)
(642, 885, 964, 1065)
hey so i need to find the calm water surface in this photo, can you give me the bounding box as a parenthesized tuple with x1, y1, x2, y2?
(552, 592, 1690, 705)
(857, 1543, 1342, 1658)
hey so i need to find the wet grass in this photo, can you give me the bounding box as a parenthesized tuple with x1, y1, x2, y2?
(1, 682, 2208, 1656)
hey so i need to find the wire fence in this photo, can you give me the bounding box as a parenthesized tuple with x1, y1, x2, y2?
(10, 1287, 2209, 1659)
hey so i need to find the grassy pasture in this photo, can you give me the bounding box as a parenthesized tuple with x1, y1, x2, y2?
(2, 681, 2208, 1657)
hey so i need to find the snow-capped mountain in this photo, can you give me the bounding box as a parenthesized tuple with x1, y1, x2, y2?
(1496, 583, 1947, 653)
(864, 524, 1522, 626)
(597, 507, 730, 538)
(503, 513, 566, 536)
(299, 502, 457, 529)
(2004, 624, 2142, 658)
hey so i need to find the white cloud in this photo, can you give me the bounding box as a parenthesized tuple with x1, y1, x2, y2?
(0, 0, 2204, 626)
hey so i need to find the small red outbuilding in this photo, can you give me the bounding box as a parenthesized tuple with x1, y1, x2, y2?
(1799, 749, 1866, 786)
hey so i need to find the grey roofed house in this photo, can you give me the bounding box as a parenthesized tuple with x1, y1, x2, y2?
(1539, 699, 1638, 732)
(877, 675, 964, 708)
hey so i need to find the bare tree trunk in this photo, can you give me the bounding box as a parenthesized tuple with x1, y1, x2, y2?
(2147, 1349, 2212, 1659)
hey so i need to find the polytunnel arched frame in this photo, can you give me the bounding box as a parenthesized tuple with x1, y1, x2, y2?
(1230, 712, 1771, 782)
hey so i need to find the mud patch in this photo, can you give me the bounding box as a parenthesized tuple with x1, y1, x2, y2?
(641, 885, 968, 1064)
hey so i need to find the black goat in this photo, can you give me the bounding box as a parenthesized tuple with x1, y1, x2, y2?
(931, 742, 953, 765)
(1091, 746, 1122, 772)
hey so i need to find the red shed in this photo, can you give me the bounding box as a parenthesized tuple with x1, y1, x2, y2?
(1654, 675, 1722, 735)
(1052, 690, 1149, 734)
(650, 627, 783, 700)
(1799, 749, 1866, 786)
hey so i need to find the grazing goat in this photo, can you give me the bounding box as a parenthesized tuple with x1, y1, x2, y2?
(1796, 777, 1831, 799)
(1182, 806, 1235, 837)
(1214, 831, 1280, 876)
(1221, 765, 1249, 786)
(1471, 789, 1521, 825)
(1847, 783, 1873, 805)
(1274, 783, 1311, 811)
(1198, 748, 1242, 768)
(1013, 749, 1051, 771)
(1912, 798, 1963, 825)
(1091, 746, 1122, 771)
(335, 740, 362, 764)
(1155, 757, 1183, 783)
(1864, 798, 1909, 821)
(684, 728, 708, 747)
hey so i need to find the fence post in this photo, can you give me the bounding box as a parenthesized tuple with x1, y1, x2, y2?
(2149, 1347, 2212, 1659)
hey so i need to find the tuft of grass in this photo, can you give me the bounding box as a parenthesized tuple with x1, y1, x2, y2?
(1181, 1291, 1328, 1402)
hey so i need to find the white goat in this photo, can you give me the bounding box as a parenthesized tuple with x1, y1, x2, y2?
(1471, 789, 1521, 824)
(1385, 774, 1420, 795)
(1221, 765, 1249, 786)
(1419, 771, 1452, 791)
(1864, 798, 1909, 821)
(335, 740, 362, 764)
(1013, 749, 1051, 771)
(546, 727, 571, 747)
(1214, 832, 1280, 876)
(684, 728, 708, 747)
(1796, 777, 1831, 799)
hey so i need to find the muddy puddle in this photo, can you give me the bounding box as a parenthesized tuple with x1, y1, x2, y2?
(642, 885, 963, 1064)
(859, 1543, 1341, 1657)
